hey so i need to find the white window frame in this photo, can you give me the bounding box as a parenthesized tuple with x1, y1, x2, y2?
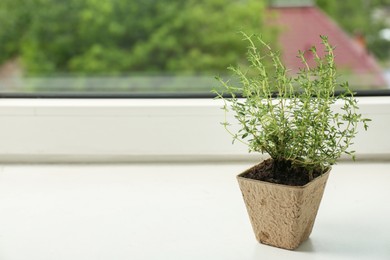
(0, 97, 388, 163)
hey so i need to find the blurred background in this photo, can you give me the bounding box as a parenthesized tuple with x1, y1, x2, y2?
(0, 0, 389, 95)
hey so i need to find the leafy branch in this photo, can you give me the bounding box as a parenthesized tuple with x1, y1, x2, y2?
(214, 33, 370, 175)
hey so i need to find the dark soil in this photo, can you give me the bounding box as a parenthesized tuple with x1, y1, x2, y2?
(241, 158, 325, 186)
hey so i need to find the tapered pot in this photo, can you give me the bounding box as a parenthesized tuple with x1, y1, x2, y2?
(237, 164, 330, 250)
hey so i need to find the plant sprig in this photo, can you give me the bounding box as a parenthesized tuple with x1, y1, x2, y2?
(214, 33, 370, 175)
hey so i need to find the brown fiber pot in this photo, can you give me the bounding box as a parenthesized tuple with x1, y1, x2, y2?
(237, 164, 330, 250)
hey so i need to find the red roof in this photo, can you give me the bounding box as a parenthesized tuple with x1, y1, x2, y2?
(268, 6, 386, 88)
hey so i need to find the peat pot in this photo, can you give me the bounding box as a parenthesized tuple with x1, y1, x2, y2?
(237, 164, 330, 250)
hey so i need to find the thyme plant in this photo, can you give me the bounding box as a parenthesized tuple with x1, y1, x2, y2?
(215, 33, 370, 180)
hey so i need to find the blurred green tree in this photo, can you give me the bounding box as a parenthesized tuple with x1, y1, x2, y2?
(0, 0, 270, 75)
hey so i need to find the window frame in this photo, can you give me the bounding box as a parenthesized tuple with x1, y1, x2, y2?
(0, 94, 388, 163)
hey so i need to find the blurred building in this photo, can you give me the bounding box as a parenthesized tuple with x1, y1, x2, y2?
(268, 0, 387, 89)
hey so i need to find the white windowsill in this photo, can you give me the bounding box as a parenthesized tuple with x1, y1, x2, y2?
(0, 162, 388, 259)
(0, 98, 388, 259)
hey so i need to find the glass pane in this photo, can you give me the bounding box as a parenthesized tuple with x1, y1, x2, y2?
(269, 0, 390, 91)
(0, 0, 389, 96)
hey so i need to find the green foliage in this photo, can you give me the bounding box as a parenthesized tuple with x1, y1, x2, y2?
(215, 33, 370, 174)
(316, 0, 390, 61)
(0, 0, 270, 75)
(316, 0, 370, 34)
(142, 0, 268, 73)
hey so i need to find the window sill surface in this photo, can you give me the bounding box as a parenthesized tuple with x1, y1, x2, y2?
(0, 162, 388, 260)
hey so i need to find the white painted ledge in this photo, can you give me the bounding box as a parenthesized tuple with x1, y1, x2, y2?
(0, 97, 388, 163)
(0, 162, 388, 259)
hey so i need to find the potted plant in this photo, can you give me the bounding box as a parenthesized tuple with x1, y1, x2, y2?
(214, 33, 370, 250)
